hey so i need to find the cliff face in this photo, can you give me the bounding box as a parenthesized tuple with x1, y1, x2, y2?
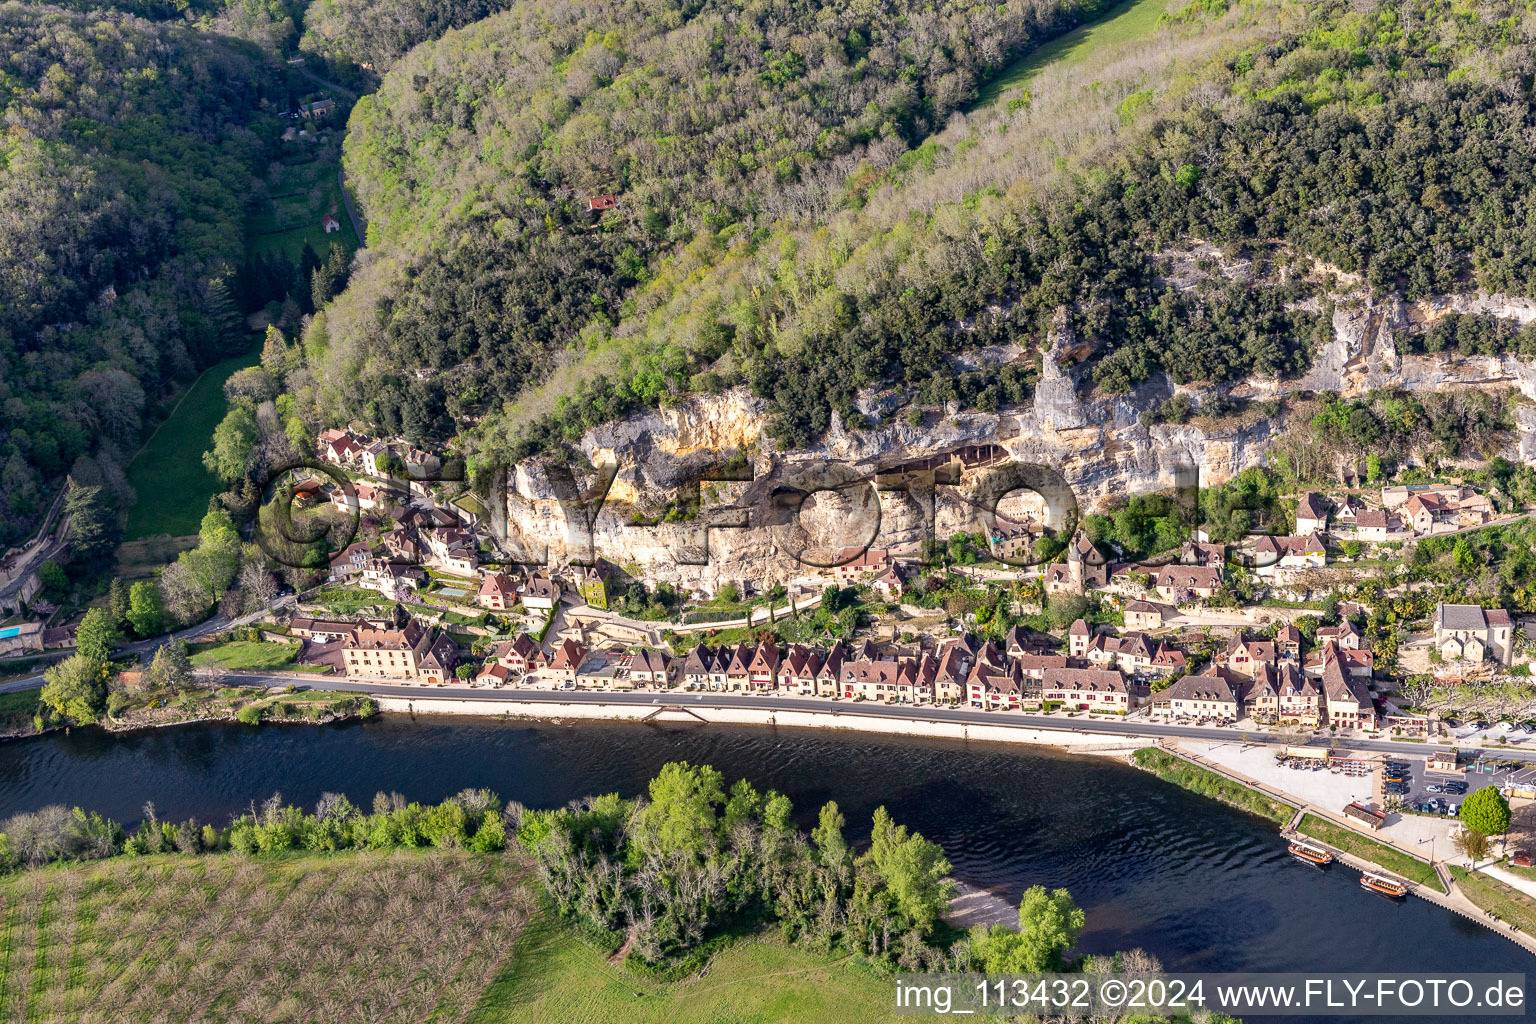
(497, 290, 1536, 593)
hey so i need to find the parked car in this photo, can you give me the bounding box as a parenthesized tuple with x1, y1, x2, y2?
(1445, 781, 1468, 794)
(1426, 784, 1443, 793)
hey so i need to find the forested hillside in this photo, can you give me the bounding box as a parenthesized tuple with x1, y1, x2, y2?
(311, 0, 1116, 439)
(300, 0, 510, 75)
(0, 3, 275, 543)
(297, 0, 1536, 463)
(40, 0, 309, 55)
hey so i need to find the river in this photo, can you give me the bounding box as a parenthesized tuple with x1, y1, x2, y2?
(0, 716, 1526, 1001)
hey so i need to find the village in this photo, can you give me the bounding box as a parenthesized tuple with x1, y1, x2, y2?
(4, 422, 1530, 748)
(91, 425, 1509, 753)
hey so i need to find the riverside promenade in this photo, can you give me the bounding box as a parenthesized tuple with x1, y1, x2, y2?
(1159, 742, 1536, 957)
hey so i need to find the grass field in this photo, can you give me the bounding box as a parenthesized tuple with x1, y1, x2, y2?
(125, 348, 261, 540)
(249, 153, 361, 265)
(0, 850, 533, 1024)
(308, 586, 391, 617)
(467, 916, 901, 1024)
(0, 686, 40, 734)
(112, 536, 200, 579)
(188, 640, 322, 672)
(1297, 815, 1445, 893)
(1132, 748, 1297, 824)
(1450, 866, 1536, 933)
(973, 0, 1170, 108)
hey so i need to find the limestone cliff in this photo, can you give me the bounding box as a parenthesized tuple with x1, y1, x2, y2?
(495, 289, 1536, 594)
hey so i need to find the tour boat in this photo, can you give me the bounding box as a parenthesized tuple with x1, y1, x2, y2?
(1288, 840, 1333, 866)
(1359, 871, 1408, 898)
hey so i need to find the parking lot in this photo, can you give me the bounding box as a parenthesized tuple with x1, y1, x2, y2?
(1383, 752, 1526, 820)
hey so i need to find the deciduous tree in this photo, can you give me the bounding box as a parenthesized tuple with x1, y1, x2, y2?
(41, 654, 109, 724)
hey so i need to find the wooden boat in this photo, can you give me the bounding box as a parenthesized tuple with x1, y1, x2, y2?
(1288, 840, 1333, 866)
(1360, 870, 1408, 898)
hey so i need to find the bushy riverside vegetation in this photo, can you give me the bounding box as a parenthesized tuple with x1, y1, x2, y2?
(1132, 748, 1296, 825)
(513, 760, 959, 970)
(0, 788, 507, 871)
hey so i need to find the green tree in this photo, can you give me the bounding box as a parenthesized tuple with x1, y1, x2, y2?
(260, 324, 291, 374)
(38, 560, 68, 596)
(812, 800, 848, 868)
(1461, 787, 1511, 837)
(863, 806, 954, 938)
(172, 506, 243, 609)
(203, 407, 260, 484)
(722, 777, 763, 832)
(204, 276, 244, 355)
(63, 481, 118, 564)
(126, 580, 166, 637)
(1045, 593, 1089, 630)
(969, 885, 1085, 973)
(40, 654, 109, 724)
(311, 242, 352, 310)
(108, 577, 130, 626)
(631, 761, 725, 861)
(74, 607, 121, 664)
(468, 813, 507, 851)
(146, 639, 193, 691)
(1453, 537, 1476, 575)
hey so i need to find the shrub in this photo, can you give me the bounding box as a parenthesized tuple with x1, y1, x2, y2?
(468, 814, 507, 852)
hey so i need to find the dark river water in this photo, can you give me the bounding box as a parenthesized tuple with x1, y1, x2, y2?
(0, 716, 1526, 1017)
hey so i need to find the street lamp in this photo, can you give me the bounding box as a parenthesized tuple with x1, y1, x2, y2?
(1418, 835, 1436, 865)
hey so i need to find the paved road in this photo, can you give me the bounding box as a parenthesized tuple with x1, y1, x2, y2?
(11, 659, 1536, 769)
(184, 676, 1536, 765)
(0, 596, 297, 694)
(337, 168, 365, 247)
(292, 62, 359, 101)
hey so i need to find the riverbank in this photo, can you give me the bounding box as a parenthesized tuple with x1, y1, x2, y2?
(0, 685, 377, 741)
(374, 694, 1152, 755)
(0, 713, 1525, 988)
(1130, 746, 1297, 824)
(1140, 742, 1536, 956)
